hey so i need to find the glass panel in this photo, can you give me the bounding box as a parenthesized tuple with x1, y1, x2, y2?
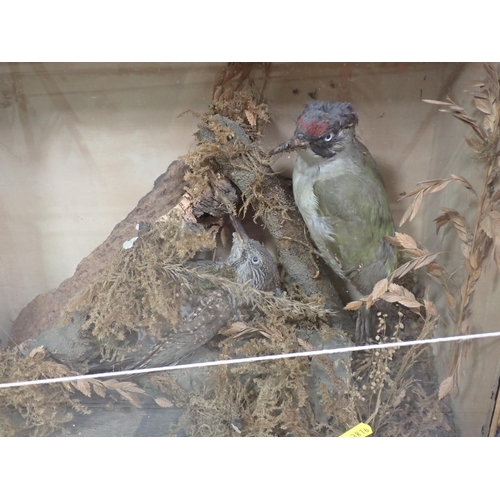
(1, 62, 499, 436)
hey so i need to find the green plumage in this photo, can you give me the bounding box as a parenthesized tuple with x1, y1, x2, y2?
(311, 139, 396, 295)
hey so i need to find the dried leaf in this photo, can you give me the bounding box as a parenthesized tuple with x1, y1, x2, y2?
(426, 262, 443, 277)
(440, 208, 470, 243)
(154, 397, 174, 408)
(420, 178, 453, 194)
(344, 300, 363, 311)
(474, 96, 491, 114)
(384, 235, 398, 246)
(245, 109, 257, 127)
(439, 375, 458, 400)
(386, 232, 418, 250)
(297, 338, 313, 351)
(29, 346, 46, 358)
(453, 113, 478, 126)
(371, 278, 389, 300)
(62, 382, 74, 393)
(464, 90, 487, 98)
(424, 299, 438, 317)
(451, 174, 477, 196)
(102, 379, 146, 408)
(399, 179, 452, 226)
(422, 99, 454, 106)
(92, 381, 107, 398)
(399, 191, 424, 226)
(469, 252, 479, 271)
(479, 210, 500, 240)
(483, 114, 495, 134)
(104, 379, 146, 394)
(460, 320, 471, 335)
(257, 328, 274, 339)
(434, 212, 450, 235)
(445, 291, 457, 310)
(221, 321, 249, 336)
(461, 241, 471, 259)
(380, 292, 401, 303)
(392, 252, 440, 280)
(389, 283, 415, 297)
(397, 298, 422, 311)
(73, 379, 91, 398)
(381, 292, 421, 312)
(116, 390, 143, 408)
(395, 232, 418, 250)
(453, 113, 487, 141)
(413, 253, 440, 270)
(381, 284, 422, 312)
(387, 282, 401, 295)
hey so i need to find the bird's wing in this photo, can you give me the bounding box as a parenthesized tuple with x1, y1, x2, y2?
(312, 153, 395, 293)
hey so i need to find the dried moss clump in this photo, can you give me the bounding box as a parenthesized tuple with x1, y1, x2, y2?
(147, 304, 358, 437)
(64, 205, 220, 366)
(0, 349, 89, 436)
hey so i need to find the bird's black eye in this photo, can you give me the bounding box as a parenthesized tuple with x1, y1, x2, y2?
(323, 133, 334, 142)
(251, 255, 261, 264)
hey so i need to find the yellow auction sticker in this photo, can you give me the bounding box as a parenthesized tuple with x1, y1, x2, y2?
(340, 423, 373, 437)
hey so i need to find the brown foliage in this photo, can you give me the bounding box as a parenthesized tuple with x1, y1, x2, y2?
(405, 64, 500, 400)
(0, 348, 146, 436)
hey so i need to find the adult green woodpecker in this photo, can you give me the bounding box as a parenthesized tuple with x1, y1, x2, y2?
(270, 101, 396, 340)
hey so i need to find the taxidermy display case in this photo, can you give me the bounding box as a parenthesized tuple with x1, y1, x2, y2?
(0, 62, 499, 436)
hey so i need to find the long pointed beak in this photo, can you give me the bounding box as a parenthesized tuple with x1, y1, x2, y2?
(229, 214, 249, 243)
(268, 136, 308, 156)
